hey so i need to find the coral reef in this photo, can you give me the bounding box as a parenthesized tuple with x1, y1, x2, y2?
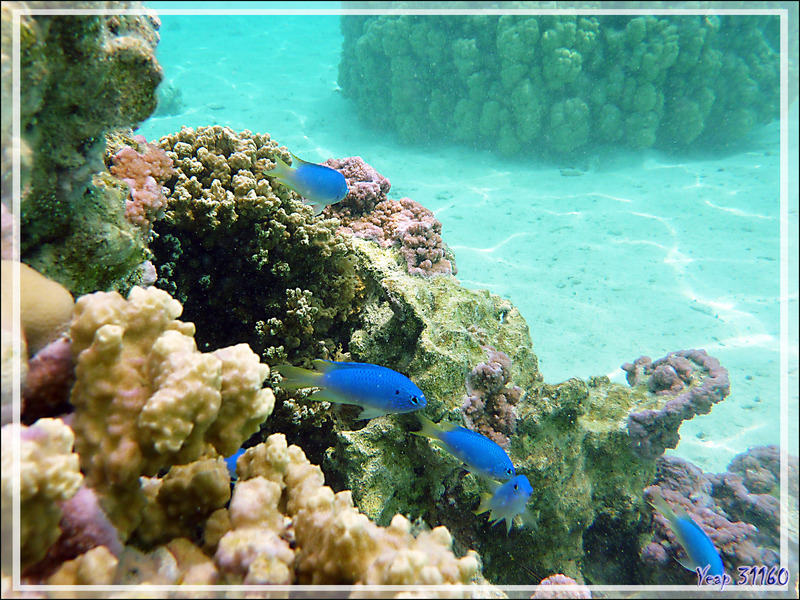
(623, 349, 730, 460)
(640, 446, 794, 584)
(68, 285, 274, 538)
(327, 339, 735, 584)
(338, 14, 779, 156)
(5, 3, 165, 294)
(323, 155, 391, 218)
(151, 125, 360, 365)
(229, 433, 481, 587)
(461, 346, 522, 449)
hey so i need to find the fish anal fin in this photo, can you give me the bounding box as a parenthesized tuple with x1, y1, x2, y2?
(356, 406, 388, 421)
(308, 389, 349, 404)
(676, 555, 696, 573)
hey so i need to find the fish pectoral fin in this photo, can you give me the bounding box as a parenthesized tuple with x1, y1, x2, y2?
(473, 493, 492, 516)
(356, 406, 388, 421)
(310, 201, 326, 216)
(521, 508, 539, 529)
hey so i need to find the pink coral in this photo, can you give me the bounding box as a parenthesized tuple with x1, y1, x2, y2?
(461, 346, 521, 448)
(339, 197, 456, 277)
(110, 137, 175, 229)
(641, 452, 783, 583)
(625, 349, 730, 460)
(532, 573, 591, 598)
(323, 156, 390, 218)
(24, 486, 123, 580)
(324, 157, 456, 277)
(22, 336, 75, 424)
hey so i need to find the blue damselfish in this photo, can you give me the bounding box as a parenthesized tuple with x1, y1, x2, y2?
(412, 415, 516, 481)
(275, 360, 426, 420)
(475, 474, 536, 534)
(268, 153, 348, 215)
(648, 490, 726, 577)
(225, 447, 245, 480)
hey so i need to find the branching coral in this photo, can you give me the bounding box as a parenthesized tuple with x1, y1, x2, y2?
(109, 135, 175, 230)
(152, 125, 360, 364)
(623, 349, 730, 460)
(337, 197, 456, 277)
(461, 346, 522, 449)
(323, 156, 456, 277)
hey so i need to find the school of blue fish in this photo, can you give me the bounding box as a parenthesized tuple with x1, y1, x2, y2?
(227, 357, 726, 579)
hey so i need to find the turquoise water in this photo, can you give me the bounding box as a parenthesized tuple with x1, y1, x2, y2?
(139, 4, 797, 474)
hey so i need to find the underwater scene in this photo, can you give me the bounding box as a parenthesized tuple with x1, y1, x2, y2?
(1, 1, 799, 598)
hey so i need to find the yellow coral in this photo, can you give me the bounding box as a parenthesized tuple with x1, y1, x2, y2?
(1, 260, 74, 356)
(0, 419, 83, 567)
(68, 286, 274, 539)
(225, 433, 480, 589)
(46, 545, 118, 586)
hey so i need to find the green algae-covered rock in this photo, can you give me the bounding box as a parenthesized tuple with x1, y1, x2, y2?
(321, 242, 729, 583)
(7, 7, 164, 294)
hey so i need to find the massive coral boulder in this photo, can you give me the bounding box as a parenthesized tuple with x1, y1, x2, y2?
(338, 14, 780, 157)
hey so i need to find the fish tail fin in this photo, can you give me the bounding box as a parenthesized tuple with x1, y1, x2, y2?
(268, 154, 293, 180)
(411, 414, 441, 441)
(473, 493, 492, 516)
(647, 488, 678, 522)
(274, 364, 323, 391)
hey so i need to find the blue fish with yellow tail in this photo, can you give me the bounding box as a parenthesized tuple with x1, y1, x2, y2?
(647, 489, 725, 579)
(475, 474, 536, 534)
(412, 415, 516, 481)
(275, 359, 426, 420)
(268, 153, 348, 215)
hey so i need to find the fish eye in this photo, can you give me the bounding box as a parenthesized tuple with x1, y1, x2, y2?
(506, 468, 514, 477)
(513, 484, 519, 490)
(410, 396, 420, 405)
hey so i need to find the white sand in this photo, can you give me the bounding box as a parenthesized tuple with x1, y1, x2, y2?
(138, 9, 798, 472)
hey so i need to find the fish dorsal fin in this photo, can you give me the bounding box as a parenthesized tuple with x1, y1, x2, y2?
(481, 477, 501, 493)
(438, 420, 460, 432)
(290, 152, 312, 167)
(311, 359, 337, 373)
